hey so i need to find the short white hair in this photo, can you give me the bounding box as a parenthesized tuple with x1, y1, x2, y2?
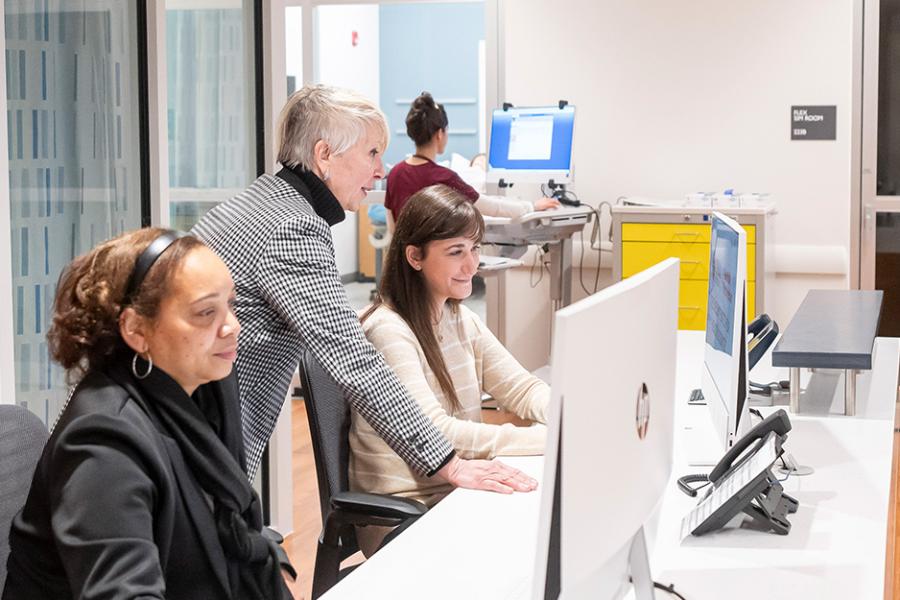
(276, 84, 389, 170)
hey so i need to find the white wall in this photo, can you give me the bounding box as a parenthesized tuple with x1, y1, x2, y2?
(314, 4, 380, 276)
(500, 0, 855, 325)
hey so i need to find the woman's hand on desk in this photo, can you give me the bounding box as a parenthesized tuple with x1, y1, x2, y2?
(436, 455, 538, 494)
(534, 197, 561, 211)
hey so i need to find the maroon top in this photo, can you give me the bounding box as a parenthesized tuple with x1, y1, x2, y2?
(384, 159, 479, 219)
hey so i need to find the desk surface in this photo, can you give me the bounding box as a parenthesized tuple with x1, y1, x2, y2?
(322, 332, 900, 600)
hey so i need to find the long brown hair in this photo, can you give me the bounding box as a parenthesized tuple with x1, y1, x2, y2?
(362, 184, 484, 411)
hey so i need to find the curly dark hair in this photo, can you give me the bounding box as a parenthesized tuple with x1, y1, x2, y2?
(405, 91, 448, 147)
(47, 227, 203, 381)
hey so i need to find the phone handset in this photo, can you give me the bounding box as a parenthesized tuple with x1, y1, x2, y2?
(747, 313, 779, 371)
(676, 409, 792, 498)
(708, 409, 791, 484)
(678, 409, 799, 536)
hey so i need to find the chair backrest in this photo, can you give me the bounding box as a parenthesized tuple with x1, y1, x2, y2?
(0, 405, 49, 590)
(299, 350, 352, 521)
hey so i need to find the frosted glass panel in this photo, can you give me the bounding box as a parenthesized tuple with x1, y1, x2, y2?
(166, 2, 257, 230)
(5, 0, 144, 425)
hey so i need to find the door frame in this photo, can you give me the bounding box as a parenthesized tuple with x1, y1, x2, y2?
(858, 0, 900, 289)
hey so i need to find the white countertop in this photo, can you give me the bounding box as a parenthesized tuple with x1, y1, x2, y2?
(322, 332, 899, 600)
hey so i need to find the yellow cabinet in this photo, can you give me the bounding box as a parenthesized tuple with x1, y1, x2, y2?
(614, 213, 767, 331)
(623, 241, 756, 281)
(622, 223, 756, 244)
(677, 280, 756, 330)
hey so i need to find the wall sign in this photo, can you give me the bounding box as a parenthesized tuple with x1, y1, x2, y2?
(791, 105, 836, 140)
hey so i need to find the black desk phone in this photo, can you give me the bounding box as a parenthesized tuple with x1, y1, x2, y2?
(747, 313, 778, 371)
(678, 409, 799, 536)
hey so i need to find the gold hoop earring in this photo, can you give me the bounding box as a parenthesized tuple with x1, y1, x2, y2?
(132, 352, 153, 379)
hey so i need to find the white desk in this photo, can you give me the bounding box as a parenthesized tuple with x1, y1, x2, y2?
(322, 332, 900, 600)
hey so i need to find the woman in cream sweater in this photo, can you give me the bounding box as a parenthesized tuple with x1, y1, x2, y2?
(349, 184, 549, 552)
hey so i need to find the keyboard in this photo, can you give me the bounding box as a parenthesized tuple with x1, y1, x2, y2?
(688, 388, 706, 405)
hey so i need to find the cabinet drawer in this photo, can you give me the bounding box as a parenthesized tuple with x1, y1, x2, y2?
(622, 223, 710, 243)
(623, 241, 708, 279)
(621, 222, 756, 244)
(677, 280, 757, 331)
(748, 281, 756, 319)
(678, 303, 707, 330)
(678, 280, 708, 331)
(622, 242, 756, 281)
(744, 225, 756, 244)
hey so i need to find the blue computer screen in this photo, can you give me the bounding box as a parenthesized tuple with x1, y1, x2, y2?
(487, 105, 575, 172)
(705, 219, 739, 355)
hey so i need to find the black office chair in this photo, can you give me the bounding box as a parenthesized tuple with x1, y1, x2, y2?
(299, 350, 427, 599)
(0, 405, 49, 592)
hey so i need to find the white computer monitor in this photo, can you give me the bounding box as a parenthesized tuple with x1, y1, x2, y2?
(532, 258, 679, 600)
(701, 212, 751, 451)
(486, 105, 575, 184)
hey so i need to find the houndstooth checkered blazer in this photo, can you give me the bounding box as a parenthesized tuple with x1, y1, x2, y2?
(192, 173, 454, 479)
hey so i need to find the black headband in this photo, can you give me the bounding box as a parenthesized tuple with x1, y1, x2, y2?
(124, 230, 186, 303)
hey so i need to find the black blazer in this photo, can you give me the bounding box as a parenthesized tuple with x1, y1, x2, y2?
(3, 367, 250, 600)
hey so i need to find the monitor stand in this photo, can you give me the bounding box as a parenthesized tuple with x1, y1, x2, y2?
(683, 421, 723, 467)
(628, 527, 656, 600)
(543, 425, 656, 600)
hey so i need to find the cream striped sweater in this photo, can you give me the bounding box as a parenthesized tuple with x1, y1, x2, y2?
(349, 303, 549, 508)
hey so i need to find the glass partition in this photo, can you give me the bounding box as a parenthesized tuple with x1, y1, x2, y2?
(5, 0, 144, 424)
(166, 0, 257, 230)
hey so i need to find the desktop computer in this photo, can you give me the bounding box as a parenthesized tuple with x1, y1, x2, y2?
(699, 212, 752, 453)
(684, 212, 754, 465)
(487, 104, 575, 185)
(532, 258, 680, 600)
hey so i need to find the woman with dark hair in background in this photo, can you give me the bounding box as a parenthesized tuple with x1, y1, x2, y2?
(384, 92, 560, 223)
(350, 185, 549, 553)
(3, 229, 293, 599)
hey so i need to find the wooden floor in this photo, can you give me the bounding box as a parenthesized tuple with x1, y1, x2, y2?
(889, 401, 900, 600)
(280, 399, 525, 599)
(282, 398, 321, 600)
(283, 398, 900, 600)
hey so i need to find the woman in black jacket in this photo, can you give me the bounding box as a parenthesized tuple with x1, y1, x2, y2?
(3, 228, 293, 599)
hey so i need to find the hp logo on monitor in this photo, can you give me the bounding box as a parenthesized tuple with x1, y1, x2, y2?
(635, 382, 650, 440)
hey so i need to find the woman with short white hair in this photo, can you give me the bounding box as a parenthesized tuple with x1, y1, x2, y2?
(192, 84, 538, 504)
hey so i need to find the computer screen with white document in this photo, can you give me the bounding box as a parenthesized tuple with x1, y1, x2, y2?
(532, 258, 679, 600)
(700, 212, 751, 453)
(487, 105, 575, 183)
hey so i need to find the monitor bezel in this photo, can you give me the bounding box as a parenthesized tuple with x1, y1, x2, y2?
(486, 104, 575, 185)
(701, 212, 751, 450)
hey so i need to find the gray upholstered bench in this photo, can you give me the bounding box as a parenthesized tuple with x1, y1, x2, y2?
(771, 290, 883, 416)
